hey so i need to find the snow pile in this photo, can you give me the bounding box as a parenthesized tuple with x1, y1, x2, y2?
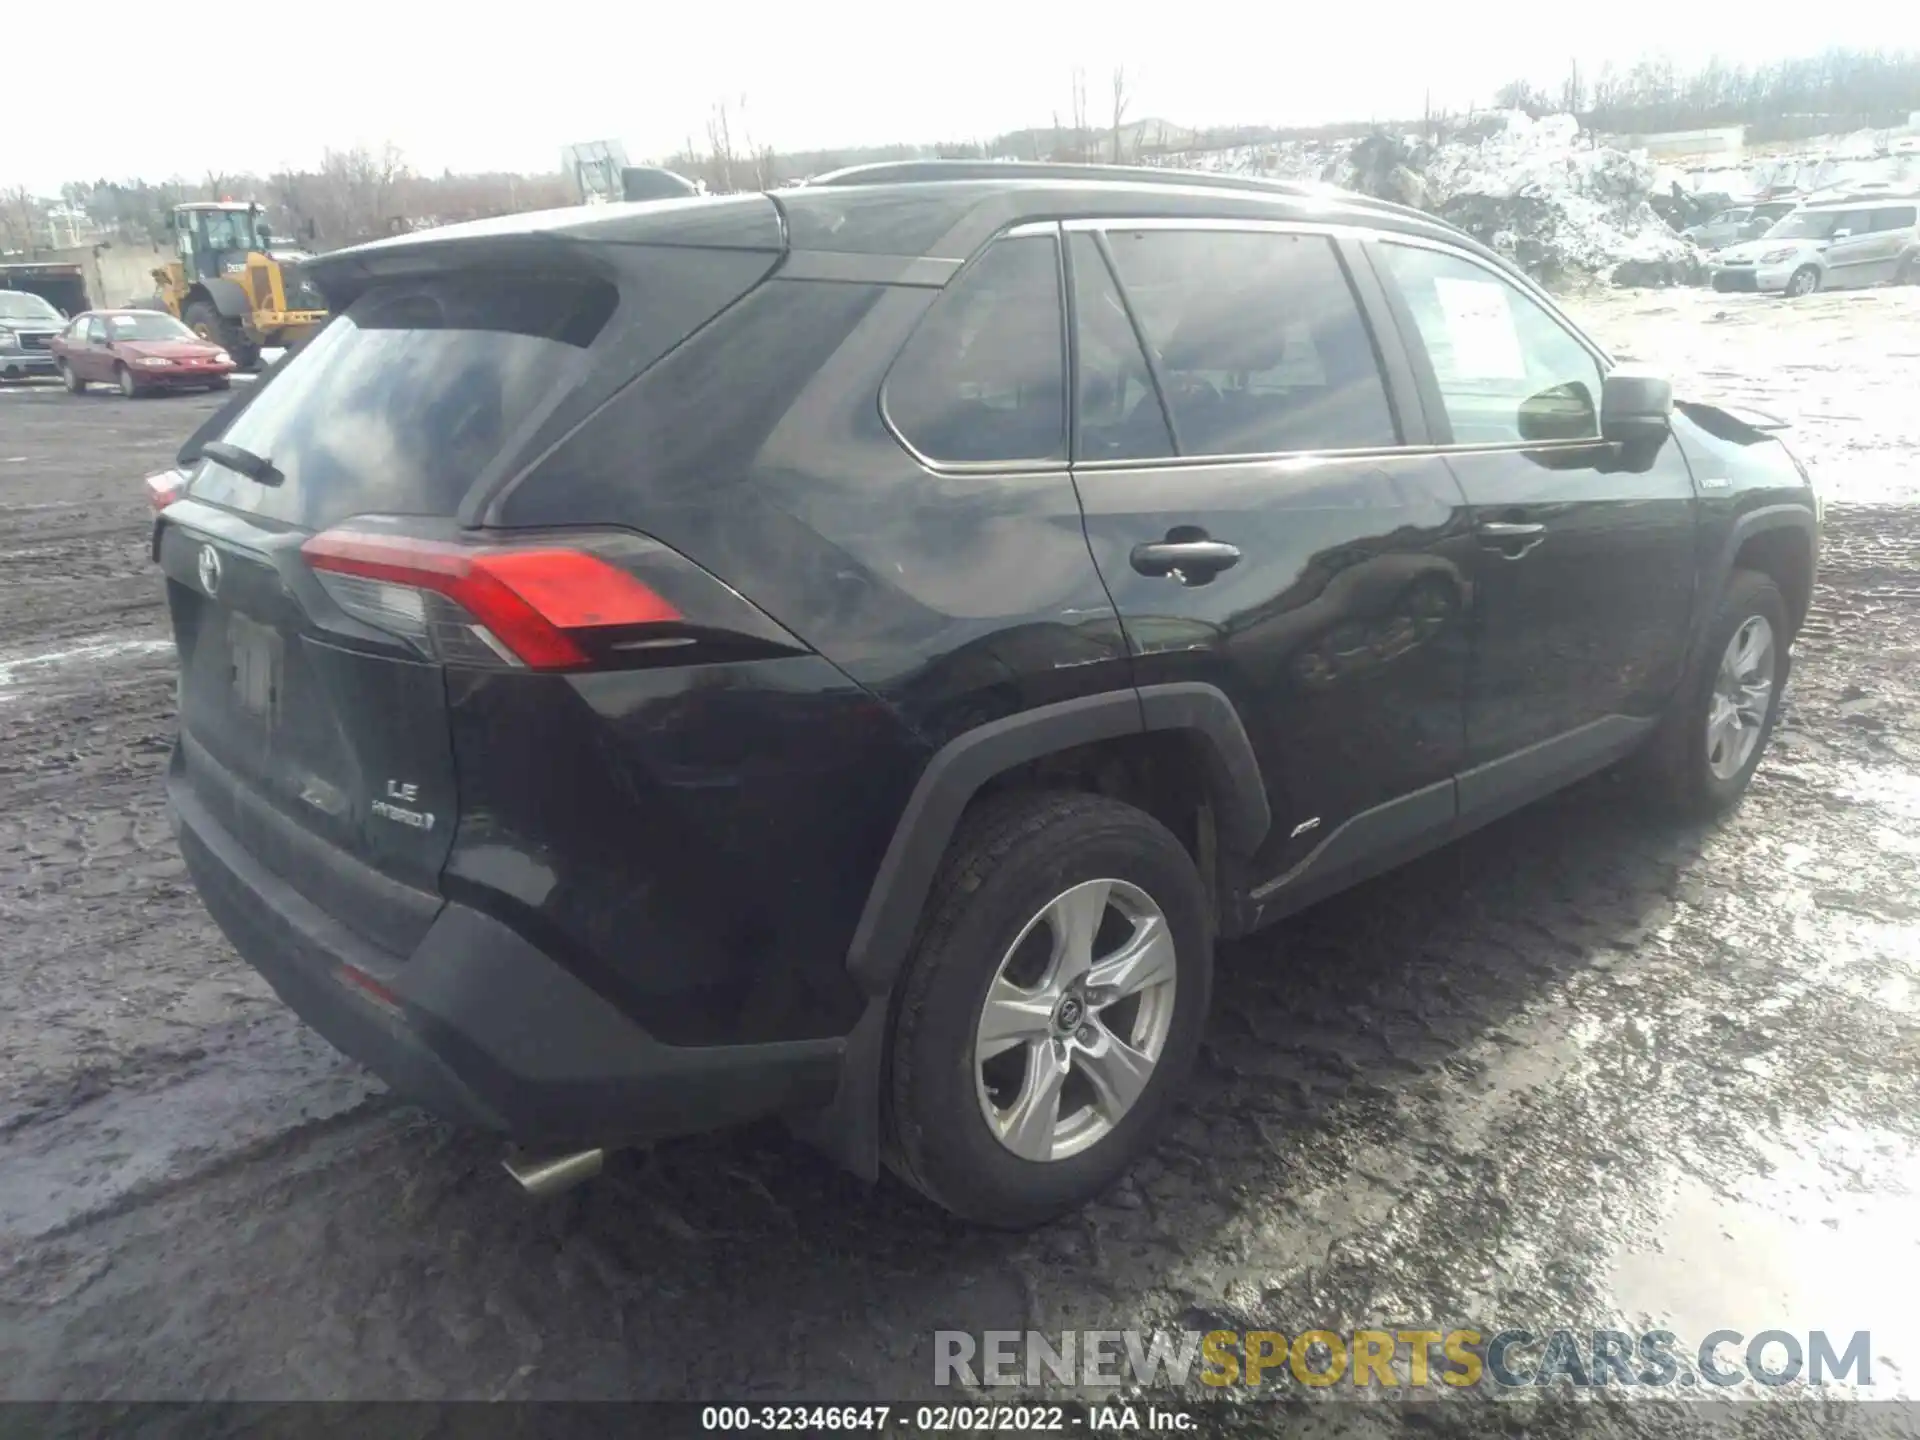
(1399, 111, 1700, 286)
(1154, 110, 1703, 287)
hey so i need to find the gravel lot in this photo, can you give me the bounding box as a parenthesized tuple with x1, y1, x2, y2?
(2, 288, 1918, 1423)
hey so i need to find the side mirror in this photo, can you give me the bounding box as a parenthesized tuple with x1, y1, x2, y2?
(1601, 370, 1673, 445)
(1831, 228, 1853, 241)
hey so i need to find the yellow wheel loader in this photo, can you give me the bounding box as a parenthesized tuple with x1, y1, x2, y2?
(151, 202, 327, 371)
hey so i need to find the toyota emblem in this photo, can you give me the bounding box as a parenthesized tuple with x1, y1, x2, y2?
(197, 544, 223, 596)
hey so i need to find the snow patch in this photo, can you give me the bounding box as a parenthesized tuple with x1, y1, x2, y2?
(0, 638, 174, 691)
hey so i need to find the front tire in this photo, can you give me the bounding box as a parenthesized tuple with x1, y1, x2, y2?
(59, 361, 85, 395)
(884, 791, 1212, 1228)
(185, 301, 258, 371)
(1785, 265, 1821, 298)
(115, 364, 140, 399)
(1636, 569, 1790, 817)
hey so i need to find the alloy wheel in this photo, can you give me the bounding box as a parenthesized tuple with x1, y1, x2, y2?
(1706, 614, 1776, 780)
(973, 877, 1177, 1163)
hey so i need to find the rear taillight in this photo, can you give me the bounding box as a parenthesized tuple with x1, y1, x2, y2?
(302, 530, 682, 670)
(145, 468, 189, 511)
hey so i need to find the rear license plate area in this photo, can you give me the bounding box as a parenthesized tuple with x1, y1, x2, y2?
(228, 611, 283, 721)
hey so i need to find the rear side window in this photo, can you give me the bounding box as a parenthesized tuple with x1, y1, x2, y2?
(884, 235, 1066, 466)
(1069, 233, 1173, 462)
(1872, 206, 1918, 232)
(188, 273, 615, 528)
(1102, 229, 1398, 456)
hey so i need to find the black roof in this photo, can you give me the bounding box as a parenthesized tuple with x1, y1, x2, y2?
(312, 160, 1510, 290)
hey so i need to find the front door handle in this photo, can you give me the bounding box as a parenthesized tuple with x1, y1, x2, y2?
(1130, 538, 1242, 584)
(1476, 519, 1546, 558)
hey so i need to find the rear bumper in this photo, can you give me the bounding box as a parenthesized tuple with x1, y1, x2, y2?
(171, 767, 847, 1147)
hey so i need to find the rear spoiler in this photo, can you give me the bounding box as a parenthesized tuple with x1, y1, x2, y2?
(305, 195, 785, 310)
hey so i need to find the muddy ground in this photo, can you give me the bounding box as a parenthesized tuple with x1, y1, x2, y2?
(1, 289, 1918, 1426)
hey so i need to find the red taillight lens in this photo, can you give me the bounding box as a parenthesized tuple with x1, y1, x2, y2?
(145, 468, 188, 511)
(301, 530, 681, 670)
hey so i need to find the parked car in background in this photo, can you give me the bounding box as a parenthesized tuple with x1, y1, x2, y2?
(1710, 196, 1920, 296)
(0, 289, 67, 382)
(149, 162, 1820, 1227)
(1682, 199, 1799, 251)
(51, 310, 235, 396)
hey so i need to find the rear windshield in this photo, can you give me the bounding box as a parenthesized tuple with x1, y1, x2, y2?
(188, 273, 615, 528)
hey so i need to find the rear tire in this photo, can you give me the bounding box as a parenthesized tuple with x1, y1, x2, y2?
(884, 790, 1212, 1228)
(115, 363, 140, 399)
(1897, 253, 1919, 287)
(1633, 569, 1790, 818)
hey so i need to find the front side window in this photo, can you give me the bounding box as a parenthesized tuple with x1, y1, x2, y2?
(1767, 210, 1840, 240)
(1378, 243, 1603, 445)
(885, 234, 1066, 466)
(1101, 229, 1398, 456)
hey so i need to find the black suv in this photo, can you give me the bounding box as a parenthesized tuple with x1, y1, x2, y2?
(151, 162, 1820, 1227)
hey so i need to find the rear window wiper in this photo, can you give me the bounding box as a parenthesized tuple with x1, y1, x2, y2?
(202, 440, 284, 487)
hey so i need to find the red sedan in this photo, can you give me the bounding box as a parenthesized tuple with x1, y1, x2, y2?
(51, 310, 235, 397)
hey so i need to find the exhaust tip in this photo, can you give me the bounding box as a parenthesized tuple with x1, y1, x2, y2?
(502, 1147, 605, 1198)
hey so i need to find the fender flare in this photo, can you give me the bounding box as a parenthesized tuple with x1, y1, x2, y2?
(1704, 503, 1818, 638)
(187, 277, 252, 321)
(843, 682, 1269, 998)
(797, 682, 1267, 1179)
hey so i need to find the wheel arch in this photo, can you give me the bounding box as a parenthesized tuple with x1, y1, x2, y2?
(186, 277, 252, 322)
(1717, 505, 1817, 639)
(843, 683, 1268, 999)
(798, 683, 1267, 1180)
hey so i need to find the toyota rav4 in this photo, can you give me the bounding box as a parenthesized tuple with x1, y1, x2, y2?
(149, 162, 1821, 1227)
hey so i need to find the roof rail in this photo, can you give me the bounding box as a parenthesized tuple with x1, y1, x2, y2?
(803, 159, 1435, 225)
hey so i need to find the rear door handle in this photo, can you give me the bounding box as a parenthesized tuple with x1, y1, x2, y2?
(1130, 539, 1242, 584)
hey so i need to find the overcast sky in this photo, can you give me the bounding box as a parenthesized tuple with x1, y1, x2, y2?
(9, 4, 1919, 193)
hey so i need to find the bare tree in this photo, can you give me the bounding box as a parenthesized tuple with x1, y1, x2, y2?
(705, 101, 738, 193)
(1070, 67, 1089, 161)
(1110, 67, 1131, 163)
(1, 187, 42, 256)
(1561, 58, 1587, 116)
